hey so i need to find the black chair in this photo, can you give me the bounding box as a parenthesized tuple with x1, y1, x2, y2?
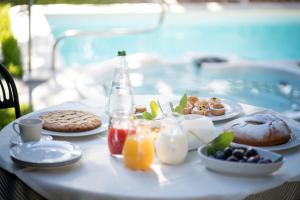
(0, 64, 45, 199)
(0, 63, 21, 118)
(0, 168, 46, 200)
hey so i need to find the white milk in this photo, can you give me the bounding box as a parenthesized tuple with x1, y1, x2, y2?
(156, 117, 188, 165)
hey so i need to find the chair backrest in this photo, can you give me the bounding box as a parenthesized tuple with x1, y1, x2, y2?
(0, 64, 21, 118)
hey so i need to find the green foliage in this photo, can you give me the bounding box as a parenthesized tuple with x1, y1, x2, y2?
(143, 100, 159, 120)
(0, 104, 33, 130)
(206, 132, 234, 156)
(0, 3, 23, 78)
(170, 94, 188, 114)
(7, 63, 23, 77)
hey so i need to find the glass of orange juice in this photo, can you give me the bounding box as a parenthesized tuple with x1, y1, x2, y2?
(122, 120, 155, 171)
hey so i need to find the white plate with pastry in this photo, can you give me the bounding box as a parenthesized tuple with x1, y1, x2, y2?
(29, 110, 108, 137)
(165, 97, 243, 122)
(224, 111, 300, 151)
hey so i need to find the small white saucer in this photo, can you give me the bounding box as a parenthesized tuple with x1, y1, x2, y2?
(10, 140, 82, 168)
(10, 135, 53, 146)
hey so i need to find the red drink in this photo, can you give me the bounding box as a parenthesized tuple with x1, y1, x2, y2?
(107, 112, 135, 155)
(108, 127, 131, 155)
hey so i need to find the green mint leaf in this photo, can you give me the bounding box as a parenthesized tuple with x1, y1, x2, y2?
(143, 112, 154, 120)
(179, 93, 188, 108)
(135, 115, 144, 119)
(174, 105, 184, 114)
(150, 100, 158, 118)
(206, 131, 234, 156)
(169, 102, 175, 112)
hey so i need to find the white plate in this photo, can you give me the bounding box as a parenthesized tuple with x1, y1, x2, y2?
(237, 110, 300, 152)
(198, 144, 284, 176)
(165, 98, 243, 122)
(232, 130, 300, 152)
(29, 111, 108, 137)
(10, 135, 53, 146)
(10, 141, 82, 168)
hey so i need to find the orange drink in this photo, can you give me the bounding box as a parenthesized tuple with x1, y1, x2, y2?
(122, 121, 155, 171)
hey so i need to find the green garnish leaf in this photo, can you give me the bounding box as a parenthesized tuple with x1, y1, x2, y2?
(174, 105, 184, 114)
(179, 93, 188, 108)
(135, 115, 144, 119)
(143, 112, 154, 120)
(141, 100, 159, 120)
(172, 93, 188, 114)
(206, 131, 234, 156)
(150, 100, 158, 118)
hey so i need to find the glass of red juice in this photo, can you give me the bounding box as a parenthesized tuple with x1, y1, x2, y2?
(108, 113, 135, 155)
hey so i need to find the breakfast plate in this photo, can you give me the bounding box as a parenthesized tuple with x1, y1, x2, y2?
(243, 131, 300, 152)
(10, 141, 82, 168)
(165, 98, 243, 122)
(237, 110, 300, 152)
(225, 109, 300, 151)
(198, 143, 284, 176)
(29, 111, 108, 137)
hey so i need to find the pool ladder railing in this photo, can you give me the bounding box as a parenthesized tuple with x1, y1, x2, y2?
(51, 0, 166, 72)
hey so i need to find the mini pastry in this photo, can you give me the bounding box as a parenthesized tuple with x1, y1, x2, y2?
(184, 103, 193, 115)
(135, 105, 147, 113)
(188, 96, 198, 106)
(209, 97, 221, 105)
(191, 107, 209, 116)
(212, 103, 224, 109)
(210, 106, 225, 116)
(198, 104, 209, 110)
(194, 99, 209, 108)
(224, 114, 291, 146)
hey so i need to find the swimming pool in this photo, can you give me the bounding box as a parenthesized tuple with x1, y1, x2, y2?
(47, 11, 300, 66)
(42, 9, 300, 114)
(97, 62, 300, 113)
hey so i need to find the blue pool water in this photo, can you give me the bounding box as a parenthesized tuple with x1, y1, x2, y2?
(99, 63, 300, 113)
(46, 11, 300, 113)
(47, 12, 300, 66)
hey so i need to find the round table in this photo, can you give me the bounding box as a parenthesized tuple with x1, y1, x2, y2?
(0, 95, 300, 200)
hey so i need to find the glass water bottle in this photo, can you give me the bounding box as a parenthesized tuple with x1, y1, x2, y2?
(107, 50, 134, 118)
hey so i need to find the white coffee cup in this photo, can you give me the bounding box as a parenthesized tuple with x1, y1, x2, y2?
(13, 118, 43, 143)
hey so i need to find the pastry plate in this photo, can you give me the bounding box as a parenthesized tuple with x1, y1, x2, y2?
(237, 131, 300, 152)
(198, 143, 284, 176)
(165, 98, 243, 122)
(29, 111, 108, 137)
(236, 110, 300, 152)
(10, 141, 82, 168)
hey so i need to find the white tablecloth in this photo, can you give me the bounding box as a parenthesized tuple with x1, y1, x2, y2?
(0, 95, 300, 200)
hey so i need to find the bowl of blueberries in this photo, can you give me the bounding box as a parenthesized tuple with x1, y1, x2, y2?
(198, 143, 284, 176)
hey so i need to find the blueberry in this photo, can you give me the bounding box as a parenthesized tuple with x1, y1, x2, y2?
(227, 156, 238, 162)
(254, 155, 261, 160)
(258, 159, 272, 164)
(265, 159, 272, 163)
(224, 147, 233, 157)
(246, 149, 258, 157)
(214, 151, 226, 160)
(242, 156, 248, 161)
(247, 156, 259, 163)
(232, 149, 244, 159)
(237, 147, 247, 153)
